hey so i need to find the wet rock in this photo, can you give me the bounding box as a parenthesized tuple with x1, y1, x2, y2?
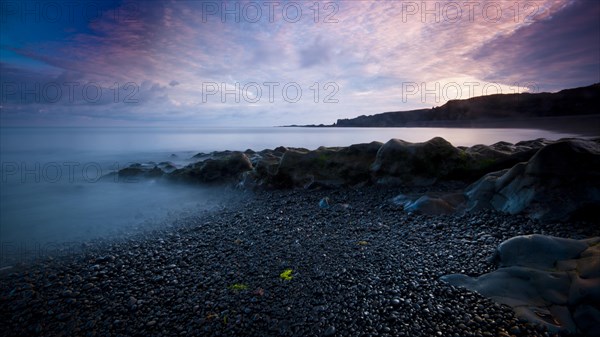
(157, 161, 177, 173)
(324, 325, 336, 336)
(573, 305, 600, 337)
(393, 193, 466, 215)
(451, 140, 548, 180)
(371, 137, 463, 186)
(269, 142, 382, 188)
(171, 152, 253, 184)
(465, 139, 600, 221)
(116, 164, 164, 180)
(497, 235, 589, 268)
(442, 234, 600, 335)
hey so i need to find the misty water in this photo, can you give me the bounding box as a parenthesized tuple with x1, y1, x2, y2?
(0, 127, 588, 266)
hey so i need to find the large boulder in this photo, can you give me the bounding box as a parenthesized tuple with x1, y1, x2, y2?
(371, 137, 464, 186)
(458, 139, 551, 180)
(465, 139, 600, 221)
(268, 142, 382, 188)
(170, 152, 253, 184)
(442, 235, 600, 336)
(239, 149, 287, 188)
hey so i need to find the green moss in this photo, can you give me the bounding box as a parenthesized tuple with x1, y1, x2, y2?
(478, 158, 497, 168)
(315, 152, 331, 167)
(280, 269, 293, 281)
(458, 150, 468, 160)
(229, 283, 248, 291)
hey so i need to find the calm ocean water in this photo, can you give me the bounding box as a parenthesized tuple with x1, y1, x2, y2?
(0, 127, 588, 265)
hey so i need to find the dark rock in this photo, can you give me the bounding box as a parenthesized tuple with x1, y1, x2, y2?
(441, 235, 600, 335)
(171, 152, 253, 184)
(403, 196, 456, 215)
(94, 255, 114, 264)
(157, 161, 177, 173)
(573, 305, 600, 337)
(117, 164, 164, 180)
(392, 191, 466, 216)
(465, 139, 600, 221)
(253, 153, 281, 180)
(273, 146, 288, 155)
(497, 235, 588, 268)
(324, 325, 336, 336)
(371, 137, 463, 186)
(268, 142, 382, 188)
(456, 139, 550, 180)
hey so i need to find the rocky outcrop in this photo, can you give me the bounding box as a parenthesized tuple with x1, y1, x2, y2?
(442, 235, 600, 336)
(369, 137, 546, 186)
(170, 152, 253, 184)
(157, 161, 177, 173)
(459, 139, 552, 180)
(371, 137, 463, 185)
(105, 137, 600, 222)
(466, 139, 600, 221)
(106, 138, 599, 223)
(108, 137, 552, 189)
(115, 163, 164, 181)
(267, 142, 382, 188)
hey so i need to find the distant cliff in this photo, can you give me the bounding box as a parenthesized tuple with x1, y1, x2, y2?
(335, 83, 600, 127)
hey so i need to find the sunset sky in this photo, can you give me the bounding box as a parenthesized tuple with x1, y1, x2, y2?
(1, 0, 599, 126)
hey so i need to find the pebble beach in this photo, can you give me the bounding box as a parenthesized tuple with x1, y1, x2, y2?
(2, 186, 597, 337)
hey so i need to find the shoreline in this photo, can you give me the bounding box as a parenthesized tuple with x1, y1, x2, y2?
(1, 137, 599, 336)
(1, 186, 598, 336)
(283, 114, 600, 137)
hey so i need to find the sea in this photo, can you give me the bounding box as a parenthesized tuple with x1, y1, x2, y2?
(0, 126, 591, 266)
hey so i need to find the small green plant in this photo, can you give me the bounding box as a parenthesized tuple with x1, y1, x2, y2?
(280, 269, 293, 281)
(229, 283, 248, 291)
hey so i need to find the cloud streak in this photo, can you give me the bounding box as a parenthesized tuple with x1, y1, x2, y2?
(1, 0, 598, 126)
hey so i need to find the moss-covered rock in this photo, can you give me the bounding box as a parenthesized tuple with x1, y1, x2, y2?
(371, 137, 463, 186)
(266, 142, 383, 188)
(170, 152, 253, 184)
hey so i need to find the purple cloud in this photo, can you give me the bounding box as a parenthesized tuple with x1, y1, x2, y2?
(1, 0, 598, 126)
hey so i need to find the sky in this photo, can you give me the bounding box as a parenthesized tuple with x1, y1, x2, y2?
(0, 0, 599, 127)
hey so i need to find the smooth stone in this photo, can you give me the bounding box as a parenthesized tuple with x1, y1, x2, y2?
(324, 325, 336, 336)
